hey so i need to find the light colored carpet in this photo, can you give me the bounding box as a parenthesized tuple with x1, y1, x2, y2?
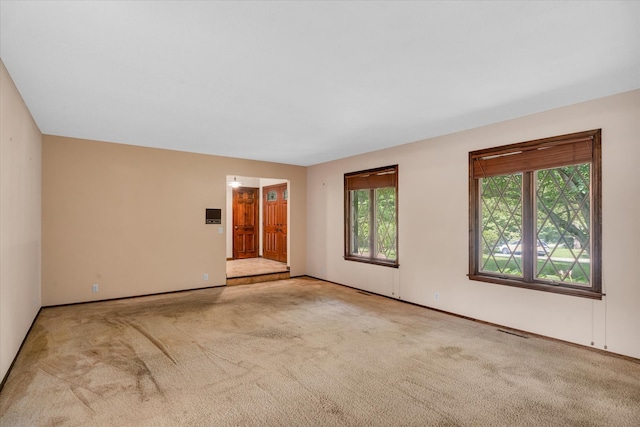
(1, 277, 639, 426)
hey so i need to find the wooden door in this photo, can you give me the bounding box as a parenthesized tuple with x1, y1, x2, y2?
(263, 183, 287, 263)
(232, 187, 259, 259)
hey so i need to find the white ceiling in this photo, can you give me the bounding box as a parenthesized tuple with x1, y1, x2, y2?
(1, 1, 639, 166)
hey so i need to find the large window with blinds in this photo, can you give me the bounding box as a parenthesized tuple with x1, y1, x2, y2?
(345, 165, 398, 267)
(469, 130, 602, 298)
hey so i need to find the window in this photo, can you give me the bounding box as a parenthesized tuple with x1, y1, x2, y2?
(345, 165, 398, 267)
(469, 130, 602, 299)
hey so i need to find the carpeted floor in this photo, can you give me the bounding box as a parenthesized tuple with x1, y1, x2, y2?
(1, 277, 639, 426)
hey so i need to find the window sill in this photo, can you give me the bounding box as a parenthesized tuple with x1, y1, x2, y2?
(344, 256, 399, 268)
(468, 274, 603, 300)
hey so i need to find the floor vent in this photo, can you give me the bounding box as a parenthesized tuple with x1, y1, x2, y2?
(497, 329, 529, 339)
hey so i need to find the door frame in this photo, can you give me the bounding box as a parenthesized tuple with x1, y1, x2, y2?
(226, 176, 290, 264)
(231, 186, 259, 259)
(262, 183, 288, 263)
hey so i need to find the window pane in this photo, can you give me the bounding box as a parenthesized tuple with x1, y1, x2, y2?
(536, 164, 591, 285)
(480, 174, 523, 277)
(375, 187, 396, 260)
(350, 190, 370, 256)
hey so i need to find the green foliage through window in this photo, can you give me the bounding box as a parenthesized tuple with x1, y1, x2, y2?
(480, 165, 591, 285)
(469, 130, 601, 298)
(345, 166, 398, 267)
(480, 173, 523, 277)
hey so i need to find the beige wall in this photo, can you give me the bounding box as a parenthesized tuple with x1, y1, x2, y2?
(42, 136, 306, 306)
(0, 60, 42, 380)
(307, 89, 640, 359)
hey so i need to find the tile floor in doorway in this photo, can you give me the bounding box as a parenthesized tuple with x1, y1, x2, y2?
(226, 257, 288, 278)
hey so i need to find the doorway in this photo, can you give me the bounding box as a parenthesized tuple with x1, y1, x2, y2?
(226, 176, 290, 281)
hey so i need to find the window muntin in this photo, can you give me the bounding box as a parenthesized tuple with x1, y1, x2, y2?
(345, 165, 398, 267)
(479, 173, 523, 278)
(349, 189, 370, 257)
(469, 130, 601, 298)
(535, 164, 591, 286)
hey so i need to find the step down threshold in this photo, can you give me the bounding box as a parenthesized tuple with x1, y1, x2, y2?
(226, 271, 290, 286)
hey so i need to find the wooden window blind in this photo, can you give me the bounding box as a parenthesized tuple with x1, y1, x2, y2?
(470, 130, 599, 179)
(345, 166, 397, 190)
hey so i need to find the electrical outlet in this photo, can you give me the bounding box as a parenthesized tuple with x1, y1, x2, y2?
(92, 284, 99, 293)
(203, 273, 208, 281)
(434, 292, 439, 301)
